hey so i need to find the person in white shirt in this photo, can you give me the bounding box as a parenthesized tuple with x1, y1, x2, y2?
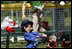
(1, 16, 20, 33)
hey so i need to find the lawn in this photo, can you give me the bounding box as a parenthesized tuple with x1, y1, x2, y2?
(1, 40, 71, 48)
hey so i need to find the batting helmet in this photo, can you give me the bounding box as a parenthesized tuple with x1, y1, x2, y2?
(21, 20, 33, 32)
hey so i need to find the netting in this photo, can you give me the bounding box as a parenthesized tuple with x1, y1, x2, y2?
(1, 8, 71, 31)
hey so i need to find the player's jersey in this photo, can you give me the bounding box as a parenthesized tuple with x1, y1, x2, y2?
(1, 16, 14, 30)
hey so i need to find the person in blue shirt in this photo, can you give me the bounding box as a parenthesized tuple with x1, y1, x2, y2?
(21, 20, 47, 48)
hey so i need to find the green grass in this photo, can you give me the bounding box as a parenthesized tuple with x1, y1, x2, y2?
(1, 40, 71, 48)
(1, 43, 71, 48)
(1, 41, 26, 48)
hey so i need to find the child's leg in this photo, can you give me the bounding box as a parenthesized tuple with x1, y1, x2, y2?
(26, 43, 34, 48)
(32, 13, 39, 32)
(34, 41, 39, 48)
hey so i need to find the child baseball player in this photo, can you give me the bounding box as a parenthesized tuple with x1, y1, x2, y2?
(21, 20, 47, 48)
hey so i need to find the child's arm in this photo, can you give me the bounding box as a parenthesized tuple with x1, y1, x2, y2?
(24, 33, 37, 42)
(36, 33, 47, 38)
(42, 1, 47, 8)
(22, 2, 26, 20)
(39, 33, 47, 37)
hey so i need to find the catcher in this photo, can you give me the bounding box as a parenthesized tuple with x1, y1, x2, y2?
(46, 34, 57, 48)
